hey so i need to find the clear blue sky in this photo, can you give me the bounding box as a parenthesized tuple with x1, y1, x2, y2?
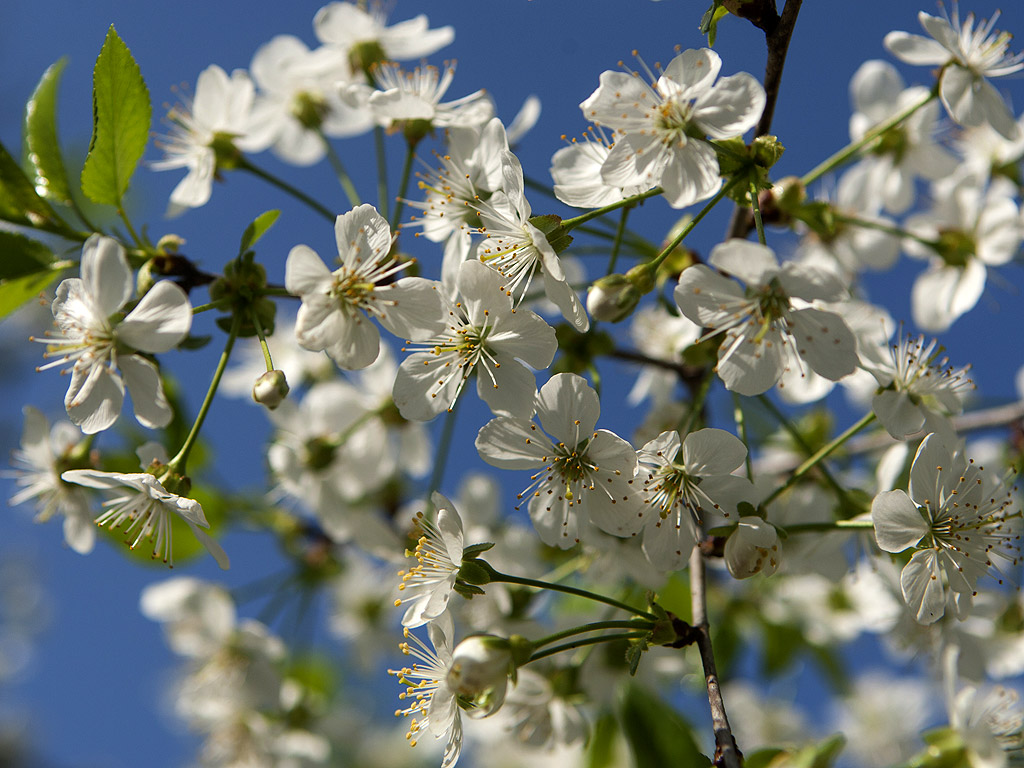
(1, 1, 1023, 766)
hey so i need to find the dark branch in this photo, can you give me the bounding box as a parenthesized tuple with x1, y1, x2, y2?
(726, 0, 804, 239)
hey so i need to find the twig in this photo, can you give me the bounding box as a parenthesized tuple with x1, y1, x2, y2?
(753, 400, 1024, 476)
(690, 547, 742, 768)
(726, 0, 804, 240)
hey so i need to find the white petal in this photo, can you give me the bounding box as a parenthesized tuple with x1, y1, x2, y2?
(119, 281, 193, 353)
(901, 549, 946, 624)
(873, 389, 926, 439)
(81, 236, 132, 317)
(694, 72, 765, 139)
(659, 141, 721, 209)
(682, 428, 747, 475)
(121, 354, 173, 429)
(709, 240, 778, 286)
(883, 31, 950, 66)
(285, 245, 333, 296)
(475, 416, 550, 470)
(871, 489, 929, 552)
(786, 307, 858, 381)
(536, 373, 599, 444)
(325, 316, 381, 370)
(477, 356, 538, 419)
(65, 364, 124, 434)
(335, 204, 392, 269)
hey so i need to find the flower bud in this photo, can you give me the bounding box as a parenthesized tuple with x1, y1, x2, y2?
(252, 370, 290, 410)
(723, 517, 780, 578)
(586, 274, 640, 323)
(446, 635, 513, 718)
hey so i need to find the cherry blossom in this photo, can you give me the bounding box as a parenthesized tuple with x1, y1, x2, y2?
(36, 236, 192, 434)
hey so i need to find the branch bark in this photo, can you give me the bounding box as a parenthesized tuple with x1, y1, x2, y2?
(726, 0, 804, 239)
(690, 546, 742, 768)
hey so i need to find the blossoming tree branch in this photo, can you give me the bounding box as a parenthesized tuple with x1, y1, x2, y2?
(4, 1, 1024, 766)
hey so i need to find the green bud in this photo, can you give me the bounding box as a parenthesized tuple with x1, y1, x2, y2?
(136, 258, 158, 297)
(586, 274, 640, 323)
(351, 41, 388, 79)
(291, 92, 329, 131)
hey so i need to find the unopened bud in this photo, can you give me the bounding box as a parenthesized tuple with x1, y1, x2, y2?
(253, 370, 290, 410)
(723, 517, 780, 579)
(586, 274, 640, 323)
(447, 635, 514, 718)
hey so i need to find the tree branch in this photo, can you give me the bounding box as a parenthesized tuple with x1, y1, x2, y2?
(726, 0, 804, 239)
(690, 546, 742, 768)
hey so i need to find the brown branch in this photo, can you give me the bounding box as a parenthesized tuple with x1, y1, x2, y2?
(690, 547, 742, 768)
(726, 0, 804, 240)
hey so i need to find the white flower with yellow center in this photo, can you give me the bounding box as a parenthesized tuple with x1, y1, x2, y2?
(286, 204, 446, 370)
(475, 373, 646, 549)
(393, 260, 557, 421)
(580, 47, 765, 209)
(396, 493, 465, 629)
(885, 4, 1024, 139)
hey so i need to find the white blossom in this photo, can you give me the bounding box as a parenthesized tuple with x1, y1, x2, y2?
(35, 236, 192, 434)
(580, 47, 765, 209)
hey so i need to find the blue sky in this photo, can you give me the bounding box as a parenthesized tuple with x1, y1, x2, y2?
(1, 1, 1023, 766)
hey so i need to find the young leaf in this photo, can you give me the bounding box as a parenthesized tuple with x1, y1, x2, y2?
(238, 209, 281, 255)
(0, 139, 68, 233)
(0, 267, 64, 320)
(81, 26, 151, 207)
(0, 231, 55, 281)
(24, 58, 74, 207)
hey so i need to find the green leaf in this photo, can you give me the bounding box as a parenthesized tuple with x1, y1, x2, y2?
(0, 139, 68, 232)
(0, 266, 63, 320)
(585, 713, 618, 768)
(81, 26, 151, 206)
(700, 2, 730, 46)
(239, 209, 281, 255)
(24, 58, 74, 206)
(0, 232, 54, 281)
(619, 685, 711, 768)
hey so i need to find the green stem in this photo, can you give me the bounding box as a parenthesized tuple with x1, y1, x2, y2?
(238, 158, 335, 222)
(762, 412, 877, 507)
(374, 126, 389, 220)
(116, 207, 144, 249)
(679, 369, 714, 437)
(800, 88, 936, 187)
(167, 312, 241, 476)
(250, 308, 275, 372)
(781, 519, 874, 534)
(732, 392, 754, 481)
(651, 174, 747, 271)
(757, 394, 847, 501)
(485, 565, 657, 620)
(831, 212, 938, 249)
(532, 620, 655, 650)
(391, 142, 417, 228)
(561, 188, 663, 231)
(606, 206, 632, 274)
(191, 299, 233, 314)
(527, 632, 650, 663)
(319, 132, 361, 209)
(426, 396, 460, 498)
(750, 179, 767, 246)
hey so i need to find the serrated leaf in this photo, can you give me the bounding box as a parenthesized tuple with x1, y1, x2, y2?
(620, 685, 711, 768)
(0, 232, 54, 281)
(24, 58, 73, 206)
(239, 209, 281, 255)
(0, 267, 63, 320)
(81, 26, 151, 206)
(0, 139, 68, 233)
